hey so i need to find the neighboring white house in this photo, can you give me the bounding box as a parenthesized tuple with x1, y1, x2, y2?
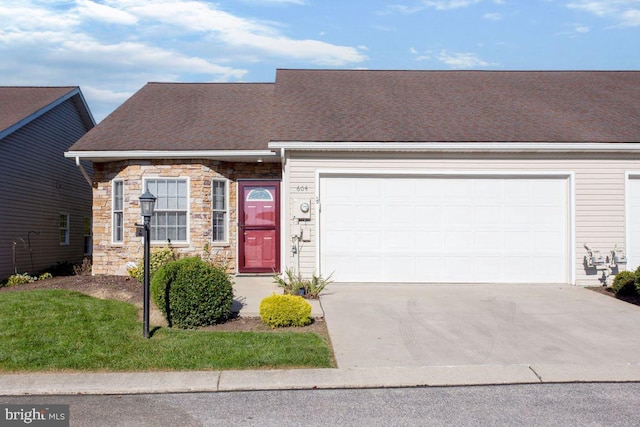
(0, 87, 95, 281)
(66, 70, 640, 286)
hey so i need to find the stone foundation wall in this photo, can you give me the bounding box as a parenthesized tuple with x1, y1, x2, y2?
(91, 159, 281, 276)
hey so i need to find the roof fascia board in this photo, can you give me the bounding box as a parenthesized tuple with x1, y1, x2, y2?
(0, 88, 82, 140)
(268, 141, 640, 153)
(64, 150, 280, 162)
(73, 89, 97, 129)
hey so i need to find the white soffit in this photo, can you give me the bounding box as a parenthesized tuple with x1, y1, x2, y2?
(64, 150, 280, 162)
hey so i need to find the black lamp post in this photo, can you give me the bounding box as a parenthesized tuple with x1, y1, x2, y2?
(139, 190, 156, 339)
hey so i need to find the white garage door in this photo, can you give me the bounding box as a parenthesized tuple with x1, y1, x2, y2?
(319, 175, 569, 283)
(627, 177, 640, 271)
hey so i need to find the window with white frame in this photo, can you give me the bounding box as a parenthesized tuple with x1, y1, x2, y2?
(59, 213, 69, 245)
(212, 179, 228, 243)
(113, 180, 124, 243)
(145, 178, 188, 243)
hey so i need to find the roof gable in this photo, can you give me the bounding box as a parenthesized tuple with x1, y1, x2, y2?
(272, 70, 640, 143)
(0, 87, 94, 139)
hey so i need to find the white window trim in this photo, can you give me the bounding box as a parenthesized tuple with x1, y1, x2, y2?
(112, 179, 124, 244)
(313, 169, 576, 285)
(59, 212, 70, 246)
(143, 177, 191, 245)
(212, 178, 229, 245)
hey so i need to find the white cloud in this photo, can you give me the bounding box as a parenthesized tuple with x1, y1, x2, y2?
(0, 0, 366, 121)
(388, 0, 503, 14)
(621, 8, 640, 26)
(108, 0, 367, 65)
(483, 12, 502, 21)
(567, 0, 640, 27)
(437, 50, 494, 68)
(76, 0, 138, 25)
(420, 0, 484, 10)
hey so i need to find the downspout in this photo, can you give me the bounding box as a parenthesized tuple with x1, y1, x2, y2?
(75, 156, 92, 186)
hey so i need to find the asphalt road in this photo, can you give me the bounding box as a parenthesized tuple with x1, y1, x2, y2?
(3, 382, 640, 426)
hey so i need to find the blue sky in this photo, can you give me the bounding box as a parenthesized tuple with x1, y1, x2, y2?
(1, 0, 639, 122)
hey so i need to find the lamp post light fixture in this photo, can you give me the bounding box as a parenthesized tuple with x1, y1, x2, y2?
(139, 190, 156, 339)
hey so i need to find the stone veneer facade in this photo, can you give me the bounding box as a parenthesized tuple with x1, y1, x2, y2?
(91, 159, 282, 276)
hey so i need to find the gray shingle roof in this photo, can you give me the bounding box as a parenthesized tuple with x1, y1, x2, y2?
(69, 70, 640, 153)
(0, 86, 78, 135)
(272, 70, 640, 143)
(71, 83, 274, 151)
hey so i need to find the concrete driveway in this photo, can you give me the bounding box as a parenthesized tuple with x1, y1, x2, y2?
(320, 284, 640, 368)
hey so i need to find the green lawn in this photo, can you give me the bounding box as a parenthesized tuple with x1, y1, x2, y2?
(0, 290, 333, 372)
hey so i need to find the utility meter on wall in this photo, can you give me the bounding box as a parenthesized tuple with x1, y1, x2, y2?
(294, 199, 311, 220)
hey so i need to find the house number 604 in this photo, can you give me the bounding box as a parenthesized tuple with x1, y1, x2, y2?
(295, 186, 308, 192)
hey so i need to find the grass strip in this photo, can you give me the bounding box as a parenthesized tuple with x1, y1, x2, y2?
(0, 290, 332, 371)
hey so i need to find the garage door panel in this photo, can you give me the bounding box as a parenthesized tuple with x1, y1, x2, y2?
(416, 205, 443, 224)
(445, 206, 473, 225)
(324, 205, 353, 227)
(445, 180, 473, 200)
(534, 231, 565, 252)
(505, 231, 534, 252)
(474, 257, 503, 280)
(476, 231, 504, 251)
(324, 230, 353, 251)
(535, 206, 565, 224)
(505, 206, 534, 224)
(476, 206, 503, 225)
(386, 205, 415, 225)
(386, 231, 414, 249)
(320, 175, 568, 283)
(444, 231, 474, 251)
(355, 231, 381, 250)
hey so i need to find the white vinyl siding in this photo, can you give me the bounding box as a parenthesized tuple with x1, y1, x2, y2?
(112, 180, 124, 243)
(212, 179, 228, 243)
(283, 152, 636, 286)
(145, 178, 189, 243)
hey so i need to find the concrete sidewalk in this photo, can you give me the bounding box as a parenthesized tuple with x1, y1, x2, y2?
(2, 364, 640, 395)
(231, 275, 323, 318)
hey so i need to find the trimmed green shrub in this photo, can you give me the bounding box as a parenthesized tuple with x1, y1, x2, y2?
(151, 257, 233, 329)
(128, 245, 178, 283)
(259, 294, 312, 328)
(611, 270, 637, 296)
(634, 266, 640, 294)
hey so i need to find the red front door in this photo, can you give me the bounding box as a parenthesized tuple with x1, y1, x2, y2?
(238, 181, 280, 273)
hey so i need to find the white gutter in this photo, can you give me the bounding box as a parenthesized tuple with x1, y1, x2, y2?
(64, 150, 279, 162)
(75, 156, 92, 186)
(268, 141, 640, 153)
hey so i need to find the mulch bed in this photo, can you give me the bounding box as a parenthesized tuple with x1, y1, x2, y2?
(586, 285, 640, 306)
